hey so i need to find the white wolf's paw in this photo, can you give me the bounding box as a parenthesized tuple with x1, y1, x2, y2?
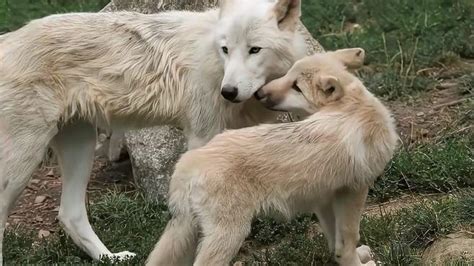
(102, 251, 136, 262)
(363, 260, 376, 266)
(357, 245, 373, 264)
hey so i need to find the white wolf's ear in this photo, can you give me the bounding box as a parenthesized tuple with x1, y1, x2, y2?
(272, 0, 301, 31)
(219, 0, 233, 18)
(317, 75, 344, 104)
(329, 48, 366, 69)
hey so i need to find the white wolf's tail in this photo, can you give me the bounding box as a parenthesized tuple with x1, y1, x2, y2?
(146, 172, 197, 266)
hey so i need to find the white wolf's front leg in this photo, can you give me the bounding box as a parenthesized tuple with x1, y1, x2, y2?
(51, 121, 135, 261)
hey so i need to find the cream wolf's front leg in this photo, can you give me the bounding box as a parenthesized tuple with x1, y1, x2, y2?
(333, 187, 375, 266)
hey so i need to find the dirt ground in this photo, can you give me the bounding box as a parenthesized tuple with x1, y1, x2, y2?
(6, 68, 472, 238)
(5, 157, 135, 236)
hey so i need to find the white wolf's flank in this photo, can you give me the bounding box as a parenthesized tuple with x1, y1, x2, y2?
(0, 0, 307, 262)
(147, 48, 399, 266)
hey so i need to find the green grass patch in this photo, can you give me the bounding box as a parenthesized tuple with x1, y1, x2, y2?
(0, 0, 109, 33)
(302, 0, 474, 99)
(5, 191, 473, 265)
(371, 137, 474, 201)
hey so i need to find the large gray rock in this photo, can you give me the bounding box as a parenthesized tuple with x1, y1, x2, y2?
(101, 0, 324, 202)
(125, 126, 186, 201)
(422, 231, 474, 265)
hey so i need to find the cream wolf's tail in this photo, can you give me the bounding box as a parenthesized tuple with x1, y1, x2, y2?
(146, 172, 197, 266)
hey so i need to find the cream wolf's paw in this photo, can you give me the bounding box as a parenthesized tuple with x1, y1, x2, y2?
(364, 260, 377, 266)
(357, 245, 373, 263)
(101, 251, 136, 262)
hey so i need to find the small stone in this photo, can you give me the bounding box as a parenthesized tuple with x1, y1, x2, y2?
(30, 179, 41, 184)
(46, 169, 54, 177)
(437, 82, 458, 90)
(35, 216, 44, 222)
(38, 229, 50, 238)
(416, 112, 424, 117)
(419, 128, 430, 137)
(34, 195, 47, 204)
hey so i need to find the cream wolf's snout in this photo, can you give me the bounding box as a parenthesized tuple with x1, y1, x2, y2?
(147, 48, 398, 266)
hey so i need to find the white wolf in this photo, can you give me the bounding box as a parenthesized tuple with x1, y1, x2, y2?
(0, 0, 307, 262)
(146, 48, 399, 266)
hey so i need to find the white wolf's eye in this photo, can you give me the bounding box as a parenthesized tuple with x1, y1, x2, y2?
(249, 47, 262, 54)
(222, 46, 228, 54)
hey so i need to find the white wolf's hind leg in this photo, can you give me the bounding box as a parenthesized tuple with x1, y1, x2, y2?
(51, 121, 135, 261)
(108, 131, 125, 162)
(0, 123, 57, 265)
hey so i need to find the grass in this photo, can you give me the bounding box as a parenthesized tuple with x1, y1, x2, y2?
(371, 137, 474, 201)
(5, 190, 474, 265)
(5, 192, 170, 265)
(0, 0, 109, 33)
(301, 0, 474, 99)
(242, 191, 474, 265)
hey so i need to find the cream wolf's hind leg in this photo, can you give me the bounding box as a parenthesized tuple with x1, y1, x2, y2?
(193, 212, 253, 266)
(146, 215, 198, 266)
(0, 121, 57, 265)
(50, 121, 135, 261)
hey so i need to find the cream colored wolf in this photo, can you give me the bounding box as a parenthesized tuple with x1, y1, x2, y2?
(147, 48, 399, 266)
(0, 0, 307, 262)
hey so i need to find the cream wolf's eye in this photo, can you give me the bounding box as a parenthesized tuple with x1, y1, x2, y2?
(249, 47, 262, 54)
(222, 46, 228, 54)
(292, 81, 302, 93)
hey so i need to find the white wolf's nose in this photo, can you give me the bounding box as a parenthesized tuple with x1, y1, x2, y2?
(221, 85, 239, 102)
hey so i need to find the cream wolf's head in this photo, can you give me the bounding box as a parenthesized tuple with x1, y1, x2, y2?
(216, 0, 302, 103)
(255, 48, 366, 113)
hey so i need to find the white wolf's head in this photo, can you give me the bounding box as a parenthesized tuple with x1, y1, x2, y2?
(216, 0, 303, 103)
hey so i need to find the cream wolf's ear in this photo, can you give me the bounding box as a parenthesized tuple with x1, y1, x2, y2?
(271, 0, 301, 31)
(317, 75, 345, 104)
(329, 48, 366, 69)
(219, 0, 233, 17)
